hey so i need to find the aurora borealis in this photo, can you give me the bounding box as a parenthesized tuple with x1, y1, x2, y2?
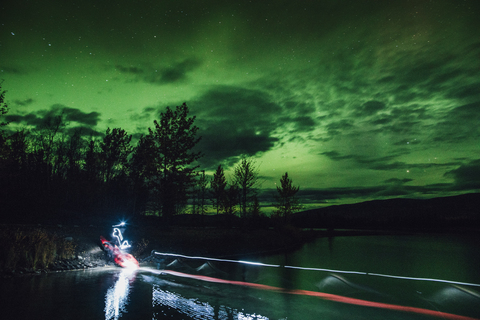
(1, 0, 479, 210)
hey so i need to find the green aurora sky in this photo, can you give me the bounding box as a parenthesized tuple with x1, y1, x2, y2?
(1, 0, 480, 210)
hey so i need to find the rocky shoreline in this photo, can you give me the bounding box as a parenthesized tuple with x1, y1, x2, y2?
(1, 223, 326, 277)
(3, 223, 405, 278)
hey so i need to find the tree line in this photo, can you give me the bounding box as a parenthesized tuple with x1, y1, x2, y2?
(0, 82, 301, 225)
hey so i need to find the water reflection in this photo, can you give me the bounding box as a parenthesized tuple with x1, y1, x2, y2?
(104, 269, 137, 320)
(152, 286, 215, 318)
(151, 280, 269, 319)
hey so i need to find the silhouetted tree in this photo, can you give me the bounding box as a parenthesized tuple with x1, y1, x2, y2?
(223, 184, 239, 216)
(250, 194, 262, 218)
(274, 172, 302, 223)
(0, 81, 10, 165)
(33, 113, 66, 174)
(210, 165, 227, 214)
(129, 134, 156, 215)
(97, 128, 133, 214)
(84, 139, 101, 182)
(65, 129, 84, 179)
(191, 170, 208, 218)
(0, 80, 8, 129)
(197, 170, 208, 215)
(233, 157, 259, 218)
(148, 103, 202, 218)
(100, 128, 132, 183)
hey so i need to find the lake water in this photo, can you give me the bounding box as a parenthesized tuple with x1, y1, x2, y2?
(2, 233, 479, 320)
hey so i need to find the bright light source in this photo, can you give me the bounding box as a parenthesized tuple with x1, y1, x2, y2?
(113, 221, 126, 227)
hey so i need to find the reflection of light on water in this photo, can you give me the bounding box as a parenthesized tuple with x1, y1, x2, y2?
(152, 285, 269, 320)
(105, 269, 136, 320)
(152, 285, 214, 318)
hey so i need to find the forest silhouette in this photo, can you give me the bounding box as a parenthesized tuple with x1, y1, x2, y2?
(0, 83, 301, 226)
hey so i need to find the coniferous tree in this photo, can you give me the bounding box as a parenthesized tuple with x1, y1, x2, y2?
(0, 81, 10, 166)
(223, 184, 239, 216)
(197, 170, 208, 215)
(233, 157, 259, 218)
(274, 172, 302, 223)
(0, 80, 9, 129)
(250, 194, 262, 218)
(100, 127, 132, 183)
(210, 165, 227, 214)
(84, 139, 101, 182)
(129, 134, 156, 215)
(148, 103, 202, 218)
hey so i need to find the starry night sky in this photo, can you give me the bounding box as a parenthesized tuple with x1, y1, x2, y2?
(2, 0, 480, 210)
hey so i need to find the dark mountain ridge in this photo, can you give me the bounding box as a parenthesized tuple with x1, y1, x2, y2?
(290, 193, 480, 230)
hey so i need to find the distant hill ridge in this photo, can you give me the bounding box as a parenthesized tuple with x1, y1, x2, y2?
(290, 193, 480, 230)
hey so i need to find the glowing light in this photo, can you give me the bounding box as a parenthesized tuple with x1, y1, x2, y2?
(105, 269, 136, 320)
(153, 252, 280, 268)
(115, 253, 139, 269)
(101, 236, 138, 269)
(112, 227, 131, 249)
(153, 251, 480, 287)
(113, 222, 126, 227)
(151, 269, 479, 320)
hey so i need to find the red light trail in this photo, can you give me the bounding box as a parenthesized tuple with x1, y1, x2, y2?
(154, 269, 479, 320)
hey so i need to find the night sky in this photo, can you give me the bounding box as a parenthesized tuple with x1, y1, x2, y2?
(2, 0, 480, 210)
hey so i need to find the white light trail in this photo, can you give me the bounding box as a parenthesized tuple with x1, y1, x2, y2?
(112, 227, 131, 250)
(153, 252, 281, 268)
(153, 251, 480, 288)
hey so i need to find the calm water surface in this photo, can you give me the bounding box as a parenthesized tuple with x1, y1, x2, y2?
(2, 233, 479, 320)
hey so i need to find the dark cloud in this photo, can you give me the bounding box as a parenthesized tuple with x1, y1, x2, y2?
(115, 65, 144, 75)
(129, 106, 155, 123)
(0, 66, 24, 74)
(5, 113, 42, 126)
(321, 151, 354, 161)
(384, 178, 413, 184)
(296, 186, 385, 203)
(46, 105, 101, 126)
(392, 138, 421, 146)
(277, 101, 318, 132)
(369, 105, 430, 136)
(190, 86, 281, 168)
(364, 159, 461, 172)
(375, 178, 414, 197)
(323, 119, 355, 138)
(13, 98, 34, 106)
(278, 115, 316, 132)
(196, 121, 279, 169)
(145, 59, 201, 84)
(447, 83, 480, 100)
(65, 126, 103, 138)
(433, 101, 480, 142)
(321, 149, 460, 174)
(6, 105, 101, 128)
(354, 101, 386, 117)
(444, 159, 480, 190)
(291, 181, 455, 205)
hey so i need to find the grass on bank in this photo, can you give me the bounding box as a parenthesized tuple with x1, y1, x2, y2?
(0, 227, 76, 271)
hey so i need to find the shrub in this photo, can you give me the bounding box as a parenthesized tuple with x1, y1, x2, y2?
(0, 227, 76, 271)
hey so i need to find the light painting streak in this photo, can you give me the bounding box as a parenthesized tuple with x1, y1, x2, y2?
(112, 228, 131, 250)
(153, 252, 281, 268)
(150, 269, 479, 320)
(153, 251, 480, 287)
